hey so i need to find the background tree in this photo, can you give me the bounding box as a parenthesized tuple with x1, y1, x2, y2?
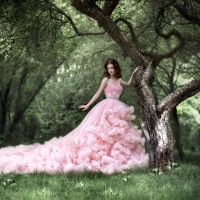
(0, 0, 76, 145)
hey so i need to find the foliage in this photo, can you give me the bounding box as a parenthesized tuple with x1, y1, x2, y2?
(177, 93, 200, 150)
(0, 0, 78, 145)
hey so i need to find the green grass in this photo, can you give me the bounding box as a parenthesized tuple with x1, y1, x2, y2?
(0, 151, 199, 200)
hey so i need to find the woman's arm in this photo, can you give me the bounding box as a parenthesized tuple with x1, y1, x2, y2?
(78, 78, 108, 111)
(121, 66, 141, 87)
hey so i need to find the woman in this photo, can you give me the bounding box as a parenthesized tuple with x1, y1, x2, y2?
(0, 59, 148, 174)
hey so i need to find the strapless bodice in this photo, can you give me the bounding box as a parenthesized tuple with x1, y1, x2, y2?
(104, 84, 123, 99)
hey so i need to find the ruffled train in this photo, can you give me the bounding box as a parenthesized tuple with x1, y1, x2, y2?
(0, 99, 148, 174)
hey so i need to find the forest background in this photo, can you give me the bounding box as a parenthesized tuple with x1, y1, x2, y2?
(0, 0, 200, 159)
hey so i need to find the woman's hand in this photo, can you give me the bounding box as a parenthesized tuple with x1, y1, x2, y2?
(132, 66, 141, 75)
(121, 66, 142, 87)
(78, 78, 107, 111)
(78, 104, 89, 111)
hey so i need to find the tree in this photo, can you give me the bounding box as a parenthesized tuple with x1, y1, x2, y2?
(67, 0, 200, 171)
(154, 39, 200, 159)
(0, 0, 74, 145)
(154, 56, 186, 160)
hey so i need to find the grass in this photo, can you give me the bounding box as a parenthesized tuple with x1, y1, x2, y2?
(0, 151, 199, 200)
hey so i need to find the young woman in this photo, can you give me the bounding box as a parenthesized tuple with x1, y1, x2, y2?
(0, 59, 148, 174)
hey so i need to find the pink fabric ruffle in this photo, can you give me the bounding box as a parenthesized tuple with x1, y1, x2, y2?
(0, 104, 148, 174)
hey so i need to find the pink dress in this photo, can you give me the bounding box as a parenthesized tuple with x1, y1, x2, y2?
(0, 84, 148, 174)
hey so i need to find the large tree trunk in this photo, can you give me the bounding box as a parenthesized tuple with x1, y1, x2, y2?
(141, 107, 174, 170)
(133, 63, 175, 171)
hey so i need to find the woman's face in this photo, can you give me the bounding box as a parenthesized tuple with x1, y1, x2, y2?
(107, 64, 115, 76)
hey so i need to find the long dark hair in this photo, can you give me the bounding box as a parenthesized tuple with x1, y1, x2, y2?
(103, 59, 122, 79)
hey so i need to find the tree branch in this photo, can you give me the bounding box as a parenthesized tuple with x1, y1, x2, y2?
(139, 6, 185, 66)
(173, 2, 200, 26)
(71, 0, 148, 66)
(141, 34, 185, 66)
(158, 76, 200, 113)
(115, 18, 138, 44)
(142, 4, 185, 66)
(102, 0, 120, 16)
(154, 75, 169, 95)
(45, 0, 105, 37)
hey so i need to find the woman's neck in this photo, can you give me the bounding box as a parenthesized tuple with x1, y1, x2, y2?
(110, 75, 117, 79)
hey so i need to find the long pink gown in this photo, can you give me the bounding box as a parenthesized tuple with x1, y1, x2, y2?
(0, 84, 148, 174)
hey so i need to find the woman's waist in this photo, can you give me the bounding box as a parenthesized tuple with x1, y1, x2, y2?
(106, 96, 119, 100)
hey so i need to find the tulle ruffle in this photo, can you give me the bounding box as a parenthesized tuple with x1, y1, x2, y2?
(0, 102, 148, 174)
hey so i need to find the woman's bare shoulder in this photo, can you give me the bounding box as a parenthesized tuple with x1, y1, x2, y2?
(119, 78, 123, 85)
(102, 77, 109, 83)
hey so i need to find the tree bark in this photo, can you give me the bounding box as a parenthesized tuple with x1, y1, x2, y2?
(132, 63, 175, 171)
(141, 106, 174, 170)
